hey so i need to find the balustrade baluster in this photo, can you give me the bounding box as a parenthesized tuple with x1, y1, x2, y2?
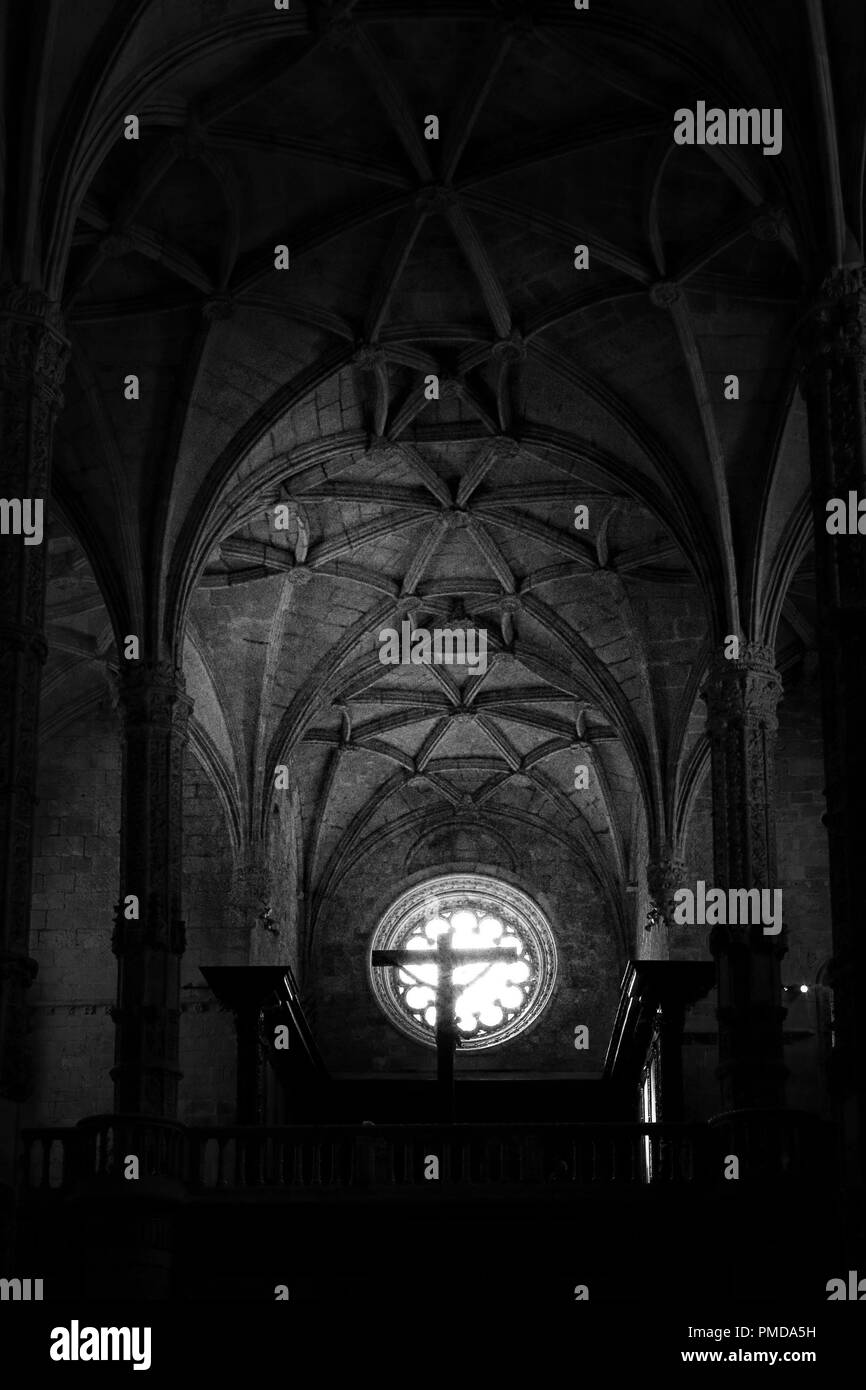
(402, 1137, 411, 1186)
(381, 1136, 391, 1185)
(187, 1131, 198, 1187)
(236, 1133, 246, 1187)
(290, 1141, 302, 1187)
(273, 1135, 283, 1185)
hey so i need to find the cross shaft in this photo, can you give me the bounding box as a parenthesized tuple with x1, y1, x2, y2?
(372, 931, 520, 1121)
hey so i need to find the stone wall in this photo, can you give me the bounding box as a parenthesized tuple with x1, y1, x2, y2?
(23, 712, 241, 1128)
(24, 706, 119, 1126)
(21, 661, 833, 1128)
(312, 816, 622, 1081)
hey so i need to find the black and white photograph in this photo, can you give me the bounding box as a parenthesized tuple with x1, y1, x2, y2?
(1, 0, 864, 1369)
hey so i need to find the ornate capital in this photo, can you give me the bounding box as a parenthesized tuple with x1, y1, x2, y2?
(117, 662, 186, 731)
(646, 853, 686, 928)
(229, 858, 274, 935)
(0, 284, 68, 404)
(0, 284, 64, 333)
(703, 643, 782, 734)
(800, 267, 866, 381)
(822, 265, 866, 302)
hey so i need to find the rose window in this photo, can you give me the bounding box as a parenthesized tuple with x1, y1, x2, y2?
(368, 875, 558, 1050)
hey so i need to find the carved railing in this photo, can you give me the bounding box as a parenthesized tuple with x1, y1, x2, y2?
(22, 1115, 188, 1193)
(708, 1107, 833, 1182)
(186, 1121, 709, 1190)
(21, 1118, 709, 1194)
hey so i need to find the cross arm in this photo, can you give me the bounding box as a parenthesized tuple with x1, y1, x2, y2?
(371, 949, 415, 967)
(372, 945, 520, 966)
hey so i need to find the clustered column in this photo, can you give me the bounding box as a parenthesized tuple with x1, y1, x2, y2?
(800, 268, 866, 1187)
(111, 663, 191, 1117)
(0, 289, 68, 1108)
(703, 644, 787, 1112)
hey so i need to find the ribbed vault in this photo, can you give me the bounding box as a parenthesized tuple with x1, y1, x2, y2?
(13, 0, 846, 954)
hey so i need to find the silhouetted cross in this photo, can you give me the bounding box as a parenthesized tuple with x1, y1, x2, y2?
(372, 925, 520, 1122)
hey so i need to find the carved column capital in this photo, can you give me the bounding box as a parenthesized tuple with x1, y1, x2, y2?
(703, 643, 783, 736)
(117, 663, 187, 731)
(0, 285, 69, 407)
(229, 856, 273, 935)
(800, 268, 866, 384)
(646, 852, 686, 929)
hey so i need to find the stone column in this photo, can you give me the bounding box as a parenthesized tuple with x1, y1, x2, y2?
(0, 289, 67, 1267)
(703, 644, 788, 1111)
(0, 288, 68, 1095)
(800, 268, 866, 1187)
(111, 664, 191, 1117)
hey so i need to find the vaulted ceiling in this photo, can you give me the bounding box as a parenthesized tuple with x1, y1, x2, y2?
(12, 0, 862, 940)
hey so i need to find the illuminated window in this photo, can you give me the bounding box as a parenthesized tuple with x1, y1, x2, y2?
(369, 874, 558, 1050)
